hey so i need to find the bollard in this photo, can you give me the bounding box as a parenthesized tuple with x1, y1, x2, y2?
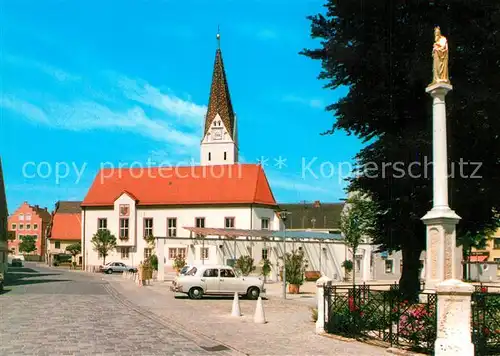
(253, 297, 267, 324)
(231, 292, 241, 317)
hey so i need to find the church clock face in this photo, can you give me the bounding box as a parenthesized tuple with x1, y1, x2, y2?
(212, 127, 223, 140)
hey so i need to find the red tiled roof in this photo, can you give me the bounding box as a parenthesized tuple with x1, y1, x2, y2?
(81, 164, 277, 207)
(50, 213, 81, 241)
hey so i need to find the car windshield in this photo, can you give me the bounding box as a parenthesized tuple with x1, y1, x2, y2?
(186, 267, 197, 276)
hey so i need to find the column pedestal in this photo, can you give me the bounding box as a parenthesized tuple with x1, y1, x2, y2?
(422, 208, 461, 292)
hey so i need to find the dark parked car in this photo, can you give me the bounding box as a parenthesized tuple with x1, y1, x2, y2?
(11, 258, 23, 267)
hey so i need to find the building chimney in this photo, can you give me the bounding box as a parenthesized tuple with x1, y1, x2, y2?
(313, 200, 321, 208)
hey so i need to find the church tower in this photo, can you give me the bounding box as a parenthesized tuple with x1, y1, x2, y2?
(200, 32, 238, 166)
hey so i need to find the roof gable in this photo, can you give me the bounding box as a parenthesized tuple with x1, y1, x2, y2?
(82, 164, 277, 207)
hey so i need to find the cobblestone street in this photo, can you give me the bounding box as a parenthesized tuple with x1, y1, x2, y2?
(0, 264, 242, 356)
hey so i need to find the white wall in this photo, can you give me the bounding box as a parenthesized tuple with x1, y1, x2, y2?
(200, 113, 238, 166)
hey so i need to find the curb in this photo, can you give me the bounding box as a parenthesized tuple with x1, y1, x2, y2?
(104, 281, 248, 356)
(386, 348, 427, 356)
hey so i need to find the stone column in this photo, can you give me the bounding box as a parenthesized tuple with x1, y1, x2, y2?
(422, 83, 462, 291)
(156, 238, 165, 282)
(434, 279, 474, 355)
(315, 275, 332, 334)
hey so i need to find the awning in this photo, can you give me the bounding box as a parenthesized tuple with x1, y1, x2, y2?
(469, 255, 488, 262)
(183, 227, 342, 240)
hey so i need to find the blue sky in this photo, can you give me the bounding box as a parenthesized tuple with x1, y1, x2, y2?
(1, 0, 363, 213)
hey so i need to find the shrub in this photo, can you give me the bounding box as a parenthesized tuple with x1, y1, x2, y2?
(235, 255, 256, 276)
(284, 250, 306, 285)
(149, 254, 158, 271)
(310, 307, 318, 322)
(172, 255, 186, 272)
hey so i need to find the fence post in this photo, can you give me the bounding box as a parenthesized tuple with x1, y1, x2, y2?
(435, 279, 474, 356)
(315, 275, 332, 334)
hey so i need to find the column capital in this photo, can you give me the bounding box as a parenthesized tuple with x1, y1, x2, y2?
(426, 82, 453, 96)
(422, 207, 461, 223)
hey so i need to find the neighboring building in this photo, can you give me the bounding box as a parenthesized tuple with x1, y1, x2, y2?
(7, 202, 51, 258)
(46, 201, 82, 265)
(470, 229, 500, 279)
(0, 158, 8, 273)
(280, 201, 343, 233)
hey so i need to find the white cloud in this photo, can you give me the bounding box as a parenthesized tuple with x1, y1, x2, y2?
(1, 96, 199, 148)
(283, 94, 324, 109)
(116, 75, 207, 128)
(3, 54, 81, 82)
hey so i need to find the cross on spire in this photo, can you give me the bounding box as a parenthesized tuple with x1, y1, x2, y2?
(216, 25, 221, 49)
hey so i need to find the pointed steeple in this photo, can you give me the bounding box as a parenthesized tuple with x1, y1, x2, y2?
(204, 32, 235, 140)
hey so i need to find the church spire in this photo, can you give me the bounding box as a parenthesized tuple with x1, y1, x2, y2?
(204, 30, 235, 140)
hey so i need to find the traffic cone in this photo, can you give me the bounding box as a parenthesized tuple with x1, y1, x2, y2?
(231, 292, 241, 317)
(253, 297, 267, 324)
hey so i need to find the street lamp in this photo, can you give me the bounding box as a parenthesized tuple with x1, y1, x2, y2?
(278, 210, 291, 299)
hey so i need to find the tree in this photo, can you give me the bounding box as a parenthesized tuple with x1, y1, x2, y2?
(235, 255, 256, 276)
(65, 242, 81, 266)
(302, 1, 500, 300)
(340, 193, 378, 287)
(19, 235, 37, 254)
(91, 229, 117, 265)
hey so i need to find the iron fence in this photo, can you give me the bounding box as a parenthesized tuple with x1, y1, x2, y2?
(324, 283, 437, 354)
(472, 291, 500, 356)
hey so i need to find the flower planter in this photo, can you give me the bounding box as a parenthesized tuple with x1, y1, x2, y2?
(288, 284, 300, 294)
(304, 271, 321, 281)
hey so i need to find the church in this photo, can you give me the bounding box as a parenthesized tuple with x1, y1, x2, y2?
(81, 41, 284, 273)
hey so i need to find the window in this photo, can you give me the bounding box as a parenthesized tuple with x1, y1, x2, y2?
(208, 152, 211, 161)
(119, 218, 129, 239)
(144, 218, 153, 237)
(203, 268, 218, 277)
(167, 218, 177, 237)
(261, 218, 270, 230)
(25, 214, 31, 221)
(169, 247, 186, 260)
(121, 247, 130, 259)
(11, 224, 16, 230)
(195, 217, 205, 238)
(201, 247, 209, 260)
(494, 238, 500, 249)
(225, 217, 235, 229)
(19, 224, 24, 230)
(385, 260, 394, 274)
(144, 248, 152, 259)
(220, 269, 235, 278)
(55, 241, 61, 249)
(224, 152, 227, 161)
(33, 224, 38, 230)
(262, 248, 269, 260)
(26, 224, 31, 230)
(98, 218, 107, 231)
(494, 258, 500, 263)
(19, 214, 24, 221)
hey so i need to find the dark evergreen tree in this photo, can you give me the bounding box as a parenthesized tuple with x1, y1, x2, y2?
(302, 1, 500, 299)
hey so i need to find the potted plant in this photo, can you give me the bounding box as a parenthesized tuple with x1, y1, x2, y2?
(172, 254, 186, 273)
(261, 258, 272, 283)
(235, 255, 256, 276)
(342, 260, 353, 281)
(284, 249, 306, 294)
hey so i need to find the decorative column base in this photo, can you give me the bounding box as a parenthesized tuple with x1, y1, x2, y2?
(422, 207, 461, 292)
(315, 275, 332, 334)
(434, 279, 474, 356)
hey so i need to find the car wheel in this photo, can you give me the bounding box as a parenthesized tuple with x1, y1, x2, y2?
(247, 287, 260, 300)
(106, 269, 113, 274)
(188, 287, 203, 299)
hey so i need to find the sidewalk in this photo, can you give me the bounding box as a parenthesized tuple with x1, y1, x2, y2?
(107, 278, 388, 356)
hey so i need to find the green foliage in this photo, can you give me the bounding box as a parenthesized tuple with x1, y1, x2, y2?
(235, 255, 256, 276)
(144, 234, 156, 247)
(172, 255, 186, 271)
(284, 249, 306, 285)
(18, 235, 37, 254)
(341, 260, 353, 272)
(149, 254, 158, 271)
(261, 258, 272, 277)
(341, 194, 378, 252)
(302, 1, 500, 299)
(65, 242, 81, 257)
(310, 307, 318, 322)
(91, 229, 117, 265)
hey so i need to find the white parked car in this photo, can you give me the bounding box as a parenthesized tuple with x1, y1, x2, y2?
(171, 264, 265, 300)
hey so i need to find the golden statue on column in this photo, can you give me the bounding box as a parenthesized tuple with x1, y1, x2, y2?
(431, 26, 450, 85)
